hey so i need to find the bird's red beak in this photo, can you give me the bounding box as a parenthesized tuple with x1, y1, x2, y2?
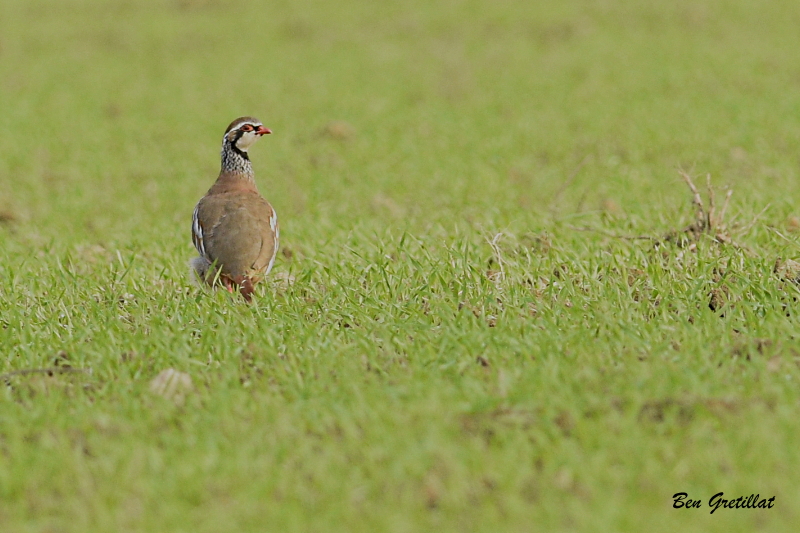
(256, 126, 272, 136)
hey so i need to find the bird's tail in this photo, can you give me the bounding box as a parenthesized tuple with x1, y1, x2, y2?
(191, 259, 256, 302)
(189, 257, 213, 286)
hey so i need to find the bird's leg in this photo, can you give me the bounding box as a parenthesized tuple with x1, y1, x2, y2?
(221, 277, 235, 293)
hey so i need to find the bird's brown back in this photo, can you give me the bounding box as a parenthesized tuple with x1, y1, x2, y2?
(195, 189, 277, 278)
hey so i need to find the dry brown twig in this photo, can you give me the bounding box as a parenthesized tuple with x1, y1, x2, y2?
(672, 171, 728, 240)
(665, 171, 753, 251)
(566, 171, 762, 252)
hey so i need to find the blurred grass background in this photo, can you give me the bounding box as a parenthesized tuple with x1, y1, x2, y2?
(2, 0, 799, 242)
(2, 0, 800, 531)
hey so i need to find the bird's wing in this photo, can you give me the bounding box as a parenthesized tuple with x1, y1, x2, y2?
(249, 198, 278, 275)
(194, 192, 276, 278)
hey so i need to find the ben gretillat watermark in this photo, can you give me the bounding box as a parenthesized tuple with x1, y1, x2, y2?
(673, 492, 775, 514)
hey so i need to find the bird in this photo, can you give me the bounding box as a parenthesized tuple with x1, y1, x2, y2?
(190, 116, 278, 302)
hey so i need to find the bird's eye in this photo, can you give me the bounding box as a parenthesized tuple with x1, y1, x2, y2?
(241, 124, 254, 132)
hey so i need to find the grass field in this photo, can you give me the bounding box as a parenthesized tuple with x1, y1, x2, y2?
(2, 0, 800, 531)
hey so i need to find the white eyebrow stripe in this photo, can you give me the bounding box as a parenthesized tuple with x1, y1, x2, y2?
(225, 120, 263, 136)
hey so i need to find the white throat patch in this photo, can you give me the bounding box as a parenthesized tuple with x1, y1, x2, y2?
(234, 130, 259, 152)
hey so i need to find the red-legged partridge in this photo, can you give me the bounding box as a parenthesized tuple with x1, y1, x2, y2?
(191, 116, 278, 302)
